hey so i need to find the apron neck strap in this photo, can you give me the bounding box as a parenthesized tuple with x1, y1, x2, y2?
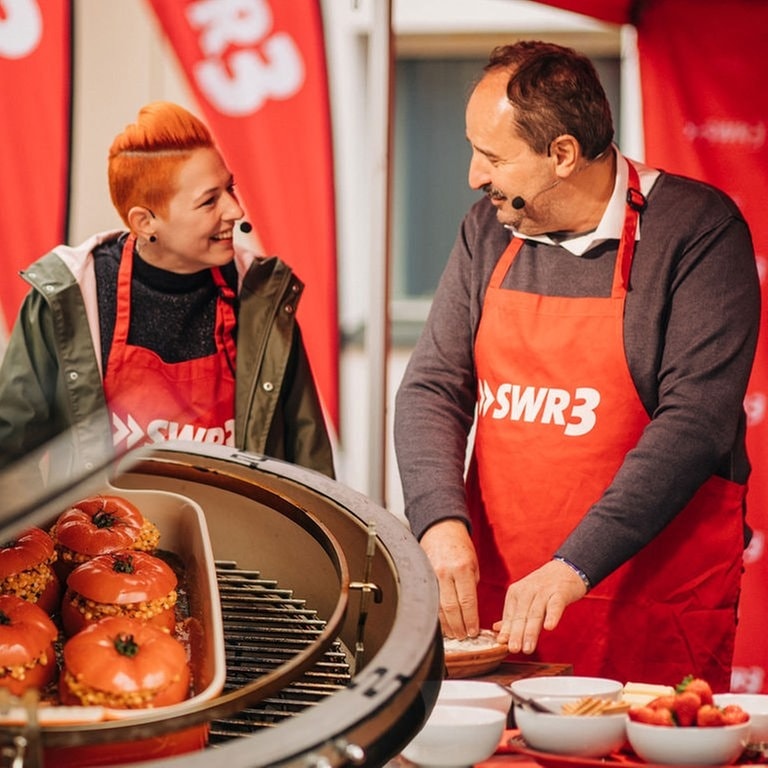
(614, 160, 645, 295)
(490, 160, 646, 295)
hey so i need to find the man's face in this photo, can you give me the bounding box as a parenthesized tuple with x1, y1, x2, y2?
(465, 70, 555, 233)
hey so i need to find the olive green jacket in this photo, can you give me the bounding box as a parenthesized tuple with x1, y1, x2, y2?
(0, 231, 335, 486)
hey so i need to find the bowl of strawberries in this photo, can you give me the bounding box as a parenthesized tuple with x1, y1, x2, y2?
(626, 676, 751, 765)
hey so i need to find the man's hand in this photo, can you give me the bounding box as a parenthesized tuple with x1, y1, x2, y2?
(419, 519, 480, 639)
(494, 558, 588, 654)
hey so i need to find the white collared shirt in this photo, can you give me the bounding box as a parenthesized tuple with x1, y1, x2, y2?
(508, 147, 661, 256)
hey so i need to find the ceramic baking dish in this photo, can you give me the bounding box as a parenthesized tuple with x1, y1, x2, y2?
(0, 486, 226, 763)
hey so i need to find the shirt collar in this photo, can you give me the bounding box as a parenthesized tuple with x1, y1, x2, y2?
(507, 148, 660, 256)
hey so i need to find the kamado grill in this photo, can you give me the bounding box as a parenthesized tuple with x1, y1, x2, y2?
(0, 441, 444, 768)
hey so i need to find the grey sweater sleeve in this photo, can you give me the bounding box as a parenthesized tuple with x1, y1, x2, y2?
(394, 172, 760, 588)
(394, 201, 508, 538)
(557, 176, 759, 584)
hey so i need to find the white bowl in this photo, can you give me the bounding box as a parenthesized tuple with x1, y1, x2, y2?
(509, 675, 623, 702)
(401, 704, 506, 768)
(515, 696, 627, 757)
(437, 680, 512, 716)
(714, 693, 768, 742)
(626, 719, 750, 765)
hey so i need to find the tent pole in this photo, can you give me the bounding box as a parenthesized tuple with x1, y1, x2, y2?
(365, 0, 393, 506)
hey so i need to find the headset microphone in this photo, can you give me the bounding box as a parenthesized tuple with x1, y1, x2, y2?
(510, 177, 561, 211)
(239, 221, 253, 234)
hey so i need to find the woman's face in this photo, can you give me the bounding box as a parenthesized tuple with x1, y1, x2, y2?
(149, 147, 244, 273)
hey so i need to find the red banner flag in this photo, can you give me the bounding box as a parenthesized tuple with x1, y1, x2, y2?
(145, 0, 339, 432)
(0, 0, 72, 331)
(637, 0, 768, 693)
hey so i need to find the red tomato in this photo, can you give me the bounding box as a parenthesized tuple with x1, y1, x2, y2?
(0, 528, 61, 614)
(35, 577, 62, 616)
(59, 617, 190, 708)
(61, 551, 178, 636)
(53, 495, 145, 556)
(0, 594, 58, 695)
(0, 528, 55, 578)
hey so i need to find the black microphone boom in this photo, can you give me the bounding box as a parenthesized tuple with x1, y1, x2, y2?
(510, 177, 560, 211)
(239, 221, 253, 233)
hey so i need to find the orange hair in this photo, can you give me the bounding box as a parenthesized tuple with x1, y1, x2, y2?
(108, 101, 214, 226)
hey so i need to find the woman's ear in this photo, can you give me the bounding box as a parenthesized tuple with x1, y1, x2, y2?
(127, 206, 156, 239)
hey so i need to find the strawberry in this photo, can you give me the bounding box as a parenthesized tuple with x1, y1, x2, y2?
(673, 691, 702, 727)
(696, 704, 725, 727)
(629, 705, 675, 726)
(721, 704, 750, 725)
(676, 674, 714, 706)
(628, 706, 657, 723)
(648, 694, 677, 710)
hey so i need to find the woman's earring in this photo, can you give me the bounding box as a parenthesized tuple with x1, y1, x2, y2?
(149, 235, 157, 243)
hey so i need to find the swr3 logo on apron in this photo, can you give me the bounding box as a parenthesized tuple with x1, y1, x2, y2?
(477, 379, 601, 437)
(111, 413, 236, 449)
(103, 235, 238, 452)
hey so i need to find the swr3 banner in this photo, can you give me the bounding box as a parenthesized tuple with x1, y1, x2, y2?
(0, 0, 72, 332)
(145, 0, 339, 432)
(637, 0, 768, 693)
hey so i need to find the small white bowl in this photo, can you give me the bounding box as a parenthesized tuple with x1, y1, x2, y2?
(626, 719, 750, 765)
(401, 704, 506, 768)
(714, 693, 768, 742)
(509, 675, 623, 702)
(515, 696, 627, 758)
(437, 679, 512, 716)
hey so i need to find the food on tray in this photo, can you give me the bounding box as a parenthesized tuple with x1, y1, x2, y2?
(59, 616, 191, 708)
(61, 550, 178, 636)
(0, 488, 222, 768)
(0, 594, 59, 695)
(0, 527, 61, 614)
(50, 494, 161, 578)
(627, 675, 749, 727)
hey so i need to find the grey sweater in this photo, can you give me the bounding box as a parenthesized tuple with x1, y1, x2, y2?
(394, 169, 760, 588)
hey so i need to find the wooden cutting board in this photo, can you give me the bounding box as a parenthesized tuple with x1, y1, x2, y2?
(472, 660, 573, 685)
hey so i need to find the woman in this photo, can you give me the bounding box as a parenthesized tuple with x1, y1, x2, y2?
(0, 101, 334, 485)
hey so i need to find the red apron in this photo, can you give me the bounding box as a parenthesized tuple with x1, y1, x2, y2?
(103, 235, 237, 452)
(467, 164, 744, 689)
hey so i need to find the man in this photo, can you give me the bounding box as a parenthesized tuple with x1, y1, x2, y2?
(394, 41, 760, 689)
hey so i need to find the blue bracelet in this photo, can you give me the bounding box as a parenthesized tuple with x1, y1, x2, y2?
(553, 556, 591, 591)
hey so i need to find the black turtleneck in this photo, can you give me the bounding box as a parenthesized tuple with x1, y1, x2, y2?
(93, 234, 238, 365)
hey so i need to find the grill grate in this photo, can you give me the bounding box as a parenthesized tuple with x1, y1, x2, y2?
(207, 560, 353, 745)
